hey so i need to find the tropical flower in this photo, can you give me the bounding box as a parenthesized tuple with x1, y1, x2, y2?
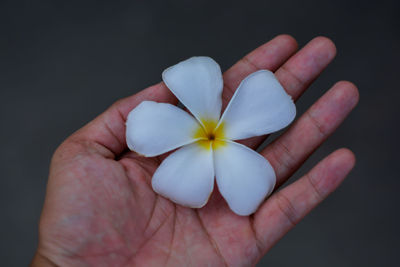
(126, 57, 296, 216)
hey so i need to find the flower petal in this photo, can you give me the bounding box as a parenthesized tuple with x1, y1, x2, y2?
(219, 70, 296, 140)
(126, 101, 200, 157)
(214, 141, 276, 216)
(152, 142, 214, 208)
(162, 56, 223, 123)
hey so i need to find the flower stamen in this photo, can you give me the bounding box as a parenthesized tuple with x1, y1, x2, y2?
(193, 119, 226, 150)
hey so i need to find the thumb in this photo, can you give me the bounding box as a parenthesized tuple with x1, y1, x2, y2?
(66, 82, 177, 157)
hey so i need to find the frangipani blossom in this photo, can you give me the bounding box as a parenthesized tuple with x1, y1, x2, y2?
(126, 57, 296, 216)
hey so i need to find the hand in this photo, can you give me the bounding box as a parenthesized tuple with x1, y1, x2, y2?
(32, 35, 359, 267)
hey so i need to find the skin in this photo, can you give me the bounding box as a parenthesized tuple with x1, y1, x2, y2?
(32, 35, 359, 267)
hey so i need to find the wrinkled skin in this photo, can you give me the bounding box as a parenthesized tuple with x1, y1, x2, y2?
(32, 35, 359, 267)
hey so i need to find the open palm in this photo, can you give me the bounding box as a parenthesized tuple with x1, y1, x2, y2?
(32, 35, 359, 267)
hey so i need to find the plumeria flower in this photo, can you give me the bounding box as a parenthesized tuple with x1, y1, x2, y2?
(126, 57, 296, 216)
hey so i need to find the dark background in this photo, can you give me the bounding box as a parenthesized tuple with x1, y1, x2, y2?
(1, 0, 399, 266)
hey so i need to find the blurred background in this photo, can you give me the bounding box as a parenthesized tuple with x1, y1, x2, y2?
(1, 0, 399, 266)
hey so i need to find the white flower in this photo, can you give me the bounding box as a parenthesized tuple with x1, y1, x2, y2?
(126, 57, 296, 216)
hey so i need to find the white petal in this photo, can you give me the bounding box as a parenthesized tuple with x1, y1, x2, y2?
(219, 70, 296, 140)
(162, 56, 223, 123)
(152, 143, 214, 208)
(214, 141, 276, 216)
(126, 101, 200, 157)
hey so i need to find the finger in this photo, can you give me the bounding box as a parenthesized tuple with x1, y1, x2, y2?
(222, 34, 298, 108)
(275, 36, 337, 100)
(252, 148, 356, 253)
(68, 83, 176, 157)
(240, 36, 337, 149)
(263, 81, 359, 187)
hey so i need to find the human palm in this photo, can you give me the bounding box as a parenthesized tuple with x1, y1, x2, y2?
(33, 35, 359, 267)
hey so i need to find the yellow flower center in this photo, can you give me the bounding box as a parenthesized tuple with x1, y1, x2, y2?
(193, 119, 227, 150)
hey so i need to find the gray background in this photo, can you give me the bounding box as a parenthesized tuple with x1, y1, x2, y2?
(1, 0, 399, 266)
